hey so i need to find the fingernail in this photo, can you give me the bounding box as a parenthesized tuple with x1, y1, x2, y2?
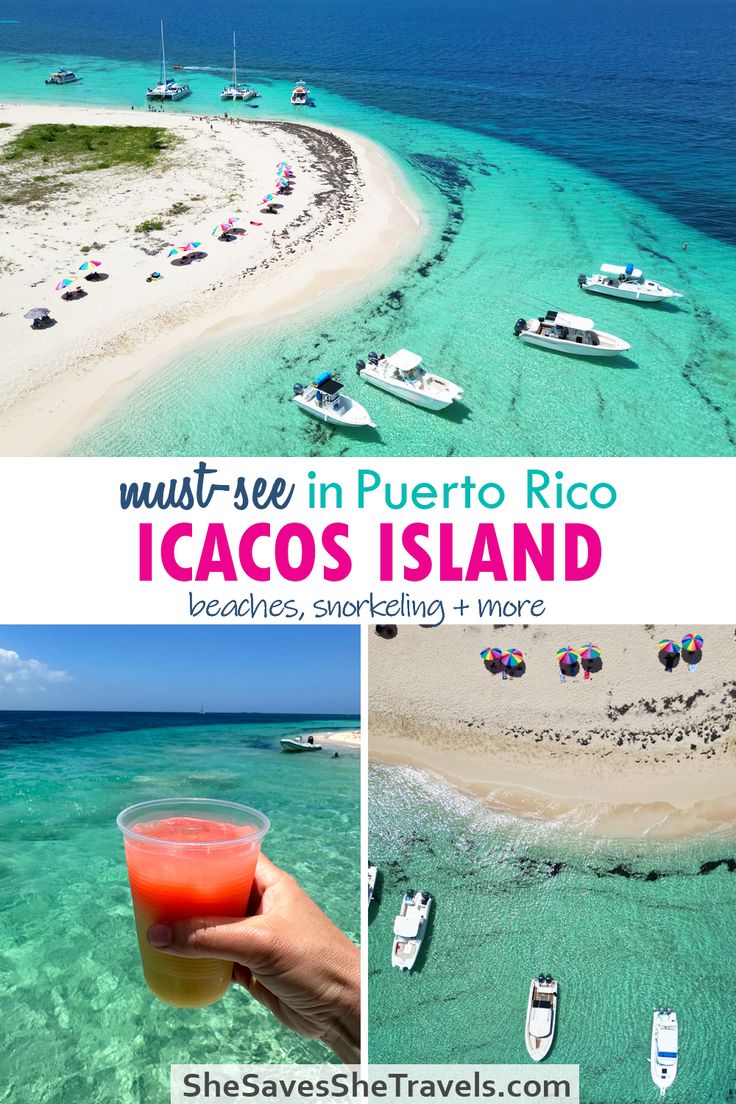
(148, 923, 172, 948)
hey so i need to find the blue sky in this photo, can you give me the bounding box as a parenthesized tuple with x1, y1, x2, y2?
(0, 626, 360, 713)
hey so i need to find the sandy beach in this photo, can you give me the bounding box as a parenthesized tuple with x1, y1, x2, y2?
(0, 101, 423, 455)
(320, 728, 361, 750)
(369, 624, 736, 838)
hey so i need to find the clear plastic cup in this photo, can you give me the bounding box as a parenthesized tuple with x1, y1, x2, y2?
(117, 798, 270, 1008)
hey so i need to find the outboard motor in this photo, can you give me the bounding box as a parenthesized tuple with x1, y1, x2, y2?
(514, 318, 527, 336)
(293, 382, 304, 395)
(368, 351, 379, 366)
(577, 273, 587, 288)
(545, 975, 553, 984)
(538, 974, 545, 983)
(356, 358, 366, 375)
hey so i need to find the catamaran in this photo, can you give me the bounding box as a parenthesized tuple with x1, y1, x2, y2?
(220, 33, 258, 101)
(292, 373, 376, 429)
(147, 22, 191, 101)
(291, 81, 310, 105)
(525, 975, 558, 1062)
(280, 734, 323, 752)
(391, 890, 431, 971)
(45, 67, 82, 85)
(368, 865, 377, 905)
(578, 263, 682, 303)
(356, 350, 463, 410)
(650, 1008, 678, 1096)
(514, 310, 631, 357)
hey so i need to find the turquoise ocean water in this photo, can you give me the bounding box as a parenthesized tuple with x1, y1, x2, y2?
(1, 0, 734, 456)
(0, 711, 360, 1103)
(368, 763, 736, 1102)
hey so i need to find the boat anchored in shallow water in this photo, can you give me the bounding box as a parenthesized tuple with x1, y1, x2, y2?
(578, 263, 682, 303)
(291, 81, 310, 105)
(45, 67, 82, 85)
(280, 735, 322, 752)
(525, 975, 558, 1062)
(392, 889, 431, 971)
(368, 864, 377, 905)
(220, 32, 259, 102)
(514, 310, 631, 357)
(147, 22, 191, 101)
(650, 1008, 678, 1096)
(293, 372, 376, 429)
(356, 349, 463, 410)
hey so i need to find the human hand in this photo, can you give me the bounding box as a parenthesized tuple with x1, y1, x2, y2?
(147, 853, 360, 1061)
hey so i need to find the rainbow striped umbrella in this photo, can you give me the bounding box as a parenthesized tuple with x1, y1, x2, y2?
(579, 644, 601, 661)
(211, 223, 233, 235)
(480, 646, 502, 662)
(79, 259, 102, 271)
(658, 639, 680, 655)
(182, 241, 201, 251)
(556, 646, 579, 665)
(681, 633, 703, 652)
(55, 278, 73, 290)
(261, 193, 275, 204)
(501, 648, 524, 668)
(167, 248, 182, 257)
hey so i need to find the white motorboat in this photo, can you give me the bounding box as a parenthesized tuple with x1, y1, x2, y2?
(147, 22, 191, 101)
(525, 975, 558, 1062)
(368, 864, 377, 905)
(650, 1008, 678, 1096)
(514, 310, 630, 357)
(220, 33, 258, 101)
(391, 889, 431, 971)
(578, 263, 682, 303)
(292, 372, 376, 429)
(280, 735, 323, 752)
(45, 67, 82, 85)
(291, 81, 309, 105)
(356, 349, 463, 411)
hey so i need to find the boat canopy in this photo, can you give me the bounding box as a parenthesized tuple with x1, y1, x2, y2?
(388, 349, 423, 373)
(545, 310, 595, 330)
(529, 1004, 553, 1035)
(313, 376, 343, 396)
(394, 914, 421, 938)
(601, 263, 643, 278)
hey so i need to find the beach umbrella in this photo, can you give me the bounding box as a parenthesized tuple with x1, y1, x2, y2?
(55, 278, 73, 291)
(556, 646, 579, 665)
(681, 632, 704, 652)
(261, 193, 275, 204)
(78, 259, 102, 271)
(182, 241, 201, 251)
(24, 307, 50, 319)
(479, 646, 502, 662)
(226, 216, 240, 224)
(167, 248, 182, 257)
(211, 223, 233, 235)
(658, 639, 680, 655)
(579, 644, 601, 661)
(500, 648, 524, 668)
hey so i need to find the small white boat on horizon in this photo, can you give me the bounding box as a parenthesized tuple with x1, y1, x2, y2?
(147, 22, 191, 101)
(368, 864, 377, 905)
(220, 33, 258, 102)
(291, 81, 310, 105)
(514, 310, 630, 357)
(280, 735, 323, 752)
(578, 264, 682, 303)
(392, 889, 431, 971)
(292, 372, 376, 429)
(45, 67, 82, 85)
(650, 1008, 678, 1096)
(356, 349, 463, 410)
(525, 975, 558, 1062)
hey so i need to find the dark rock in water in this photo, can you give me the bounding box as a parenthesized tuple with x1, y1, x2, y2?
(699, 858, 736, 875)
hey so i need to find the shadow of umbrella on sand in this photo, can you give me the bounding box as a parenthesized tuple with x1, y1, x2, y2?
(579, 644, 603, 675)
(556, 646, 580, 678)
(658, 638, 681, 672)
(480, 646, 503, 675)
(682, 632, 704, 669)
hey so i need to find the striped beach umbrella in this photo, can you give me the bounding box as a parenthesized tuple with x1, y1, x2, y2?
(261, 193, 275, 204)
(55, 278, 73, 291)
(182, 241, 202, 251)
(556, 646, 579, 665)
(501, 648, 524, 668)
(79, 259, 102, 271)
(211, 223, 233, 235)
(681, 632, 703, 652)
(480, 646, 502, 662)
(658, 639, 680, 655)
(579, 644, 601, 661)
(167, 248, 181, 257)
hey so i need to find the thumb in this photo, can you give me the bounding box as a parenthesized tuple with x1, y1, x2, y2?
(147, 915, 274, 966)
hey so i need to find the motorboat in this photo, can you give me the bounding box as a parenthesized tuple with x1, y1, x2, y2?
(525, 975, 558, 1061)
(650, 1008, 678, 1096)
(514, 310, 630, 357)
(391, 889, 431, 971)
(356, 349, 463, 410)
(368, 864, 377, 905)
(280, 735, 322, 752)
(220, 33, 259, 102)
(291, 81, 309, 105)
(578, 263, 682, 303)
(147, 22, 191, 101)
(45, 67, 82, 85)
(292, 372, 376, 429)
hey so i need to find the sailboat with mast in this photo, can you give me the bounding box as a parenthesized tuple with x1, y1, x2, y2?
(220, 33, 258, 102)
(147, 21, 191, 102)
